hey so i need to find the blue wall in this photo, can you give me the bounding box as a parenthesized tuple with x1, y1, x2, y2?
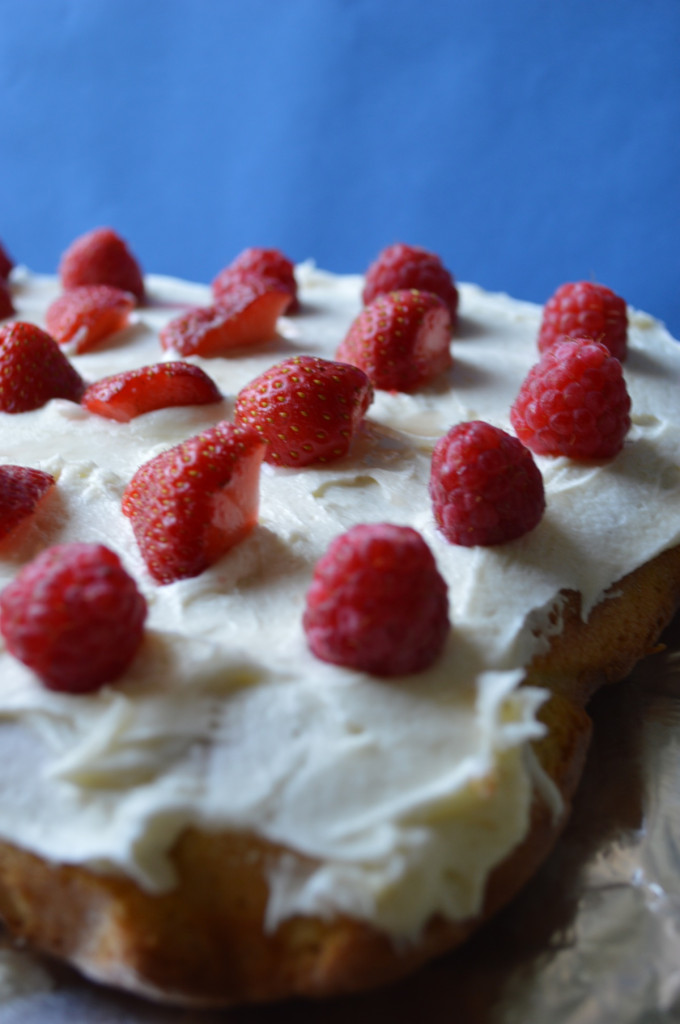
(2, 0, 679, 334)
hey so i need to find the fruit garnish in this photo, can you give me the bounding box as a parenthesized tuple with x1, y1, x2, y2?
(0, 240, 13, 281)
(337, 289, 452, 392)
(0, 323, 84, 413)
(0, 465, 55, 541)
(510, 338, 631, 460)
(0, 543, 147, 693)
(303, 522, 449, 676)
(0, 280, 14, 320)
(234, 355, 373, 467)
(430, 420, 545, 546)
(537, 281, 628, 361)
(362, 243, 459, 324)
(213, 247, 298, 312)
(82, 361, 222, 422)
(122, 421, 266, 584)
(45, 284, 135, 353)
(59, 227, 145, 304)
(160, 279, 289, 357)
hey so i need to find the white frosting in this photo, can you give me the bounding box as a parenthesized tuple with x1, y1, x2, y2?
(0, 264, 679, 938)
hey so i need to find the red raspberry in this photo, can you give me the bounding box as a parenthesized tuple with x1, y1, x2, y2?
(362, 243, 459, 323)
(537, 281, 628, 361)
(82, 361, 222, 422)
(59, 227, 145, 304)
(430, 421, 545, 546)
(0, 279, 13, 320)
(510, 338, 631, 460)
(213, 247, 298, 313)
(0, 465, 55, 541)
(303, 523, 449, 676)
(0, 543, 147, 693)
(234, 355, 373, 467)
(0, 240, 13, 281)
(46, 284, 135, 353)
(337, 289, 452, 392)
(0, 322, 84, 413)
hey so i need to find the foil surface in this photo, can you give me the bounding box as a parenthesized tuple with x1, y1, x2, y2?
(3, 615, 680, 1024)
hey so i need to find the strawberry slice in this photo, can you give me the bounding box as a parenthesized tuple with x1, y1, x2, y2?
(0, 323, 84, 413)
(160, 280, 289, 357)
(46, 284, 135, 353)
(0, 240, 13, 281)
(0, 280, 14, 320)
(337, 289, 453, 393)
(82, 361, 222, 422)
(122, 421, 266, 584)
(0, 465, 55, 541)
(59, 227, 145, 304)
(212, 247, 298, 313)
(234, 355, 373, 467)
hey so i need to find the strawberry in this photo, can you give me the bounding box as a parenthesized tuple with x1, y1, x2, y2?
(0, 240, 13, 281)
(82, 361, 222, 422)
(234, 355, 373, 467)
(122, 421, 266, 584)
(46, 284, 135, 353)
(337, 289, 453, 392)
(213, 247, 298, 313)
(160, 279, 289, 357)
(0, 323, 84, 413)
(362, 243, 459, 323)
(0, 279, 13, 320)
(0, 465, 55, 541)
(59, 227, 145, 304)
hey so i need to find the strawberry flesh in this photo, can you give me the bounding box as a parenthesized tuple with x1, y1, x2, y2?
(46, 284, 135, 353)
(82, 362, 222, 422)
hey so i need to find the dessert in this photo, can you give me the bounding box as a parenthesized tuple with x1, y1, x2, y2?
(0, 251, 678, 1006)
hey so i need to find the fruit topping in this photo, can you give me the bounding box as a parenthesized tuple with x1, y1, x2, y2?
(430, 421, 545, 546)
(160, 279, 289, 357)
(59, 227, 145, 304)
(0, 323, 84, 413)
(0, 466, 55, 541)
(337, 289, 452, 392)
(537, 281, 628, 361)
(0, 240, 13, 281)
(234, 355, 373, 467)
(0, 543, 147, 693)
(213, 247, 298, 312)
(510, 338, 631, 460)
(362, 243, 459, 323)
(45, 284, 135, 353)
(304, 522, 449, 676)
(82, 362, 222, 422)
(0, 279, 14, 320)
(122, 421, 266, 584)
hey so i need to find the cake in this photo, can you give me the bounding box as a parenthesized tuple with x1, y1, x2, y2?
(0, 243, 679, 1006)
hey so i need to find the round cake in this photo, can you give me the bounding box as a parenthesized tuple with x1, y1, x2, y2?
(0, 250, 679, 1006)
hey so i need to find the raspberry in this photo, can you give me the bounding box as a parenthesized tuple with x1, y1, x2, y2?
(0, 240, 13, 281)
(510, 338, 631, 460)
(46, 284, 135, 353)
(303, 523, 449, 676)
(430, 421, 545, 546)
(337, 289, 452, 392)
(59, 227, 145, 304)
(362, 243, 459, 323)
(82, 361, 222, 422)
(234, 355, 373, 467)
(537, 281, 628, 361)
(0, 279, 13, 320)
(213, 247, 298, 313)
(0, 543, 147, 693)
(0, 465, 55, 541)
(0, 322, 84, 413)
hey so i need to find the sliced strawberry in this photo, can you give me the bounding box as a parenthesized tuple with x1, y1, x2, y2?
(213, 247, 298, 312)
(46, 284, 135, 353)
(0, 280, 14, 320)
(82, 361, 222, 422)
(122, 421, 266, 584)
(59, 227, 145, 304)
(0, 241, 13, 282)
(234, 355, 373, 467)
(337, 289, 453, 392)
(0, 323, 84, 413)
(0, 465, 55, 541)
(160, 280, 289, 357)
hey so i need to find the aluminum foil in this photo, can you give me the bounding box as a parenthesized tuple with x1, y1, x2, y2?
(3, 615, 680, 1024)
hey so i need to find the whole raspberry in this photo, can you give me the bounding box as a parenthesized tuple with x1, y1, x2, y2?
(429, 421, 545, 546)
(510, 338, 631, 460)
(303, 523, 449, 677)
(0, 543, 147, 693)
(362, 243, 459, 323)
(213, 247, 298, 313)
(538, 281, 628, 361)
(59, 227, 145, 304)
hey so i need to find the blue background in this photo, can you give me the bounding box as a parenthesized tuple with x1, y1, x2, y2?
(1, 0, 679, 335)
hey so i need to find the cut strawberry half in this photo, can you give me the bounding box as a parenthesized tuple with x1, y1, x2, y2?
(160, 280, 289, 357)
(0, 323, 84, 413)
(82, 362, 222, 422)
(122, 421, 266, 584)
(0, 465, 55, 541)
(46, 284, 135, 353)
